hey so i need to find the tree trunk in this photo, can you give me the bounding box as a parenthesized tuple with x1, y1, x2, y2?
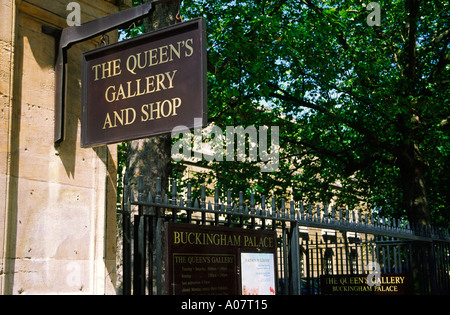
(126, 0, 180, 295)
(397, 141, 433, 294)
(397, 142, 431, 226)
(127, 1, 179, 192)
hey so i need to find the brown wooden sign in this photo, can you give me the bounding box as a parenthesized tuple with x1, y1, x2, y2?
(81, 18, 207, 147)
(165, 223, 277, 295)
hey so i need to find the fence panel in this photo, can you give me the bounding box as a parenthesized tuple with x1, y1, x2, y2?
(118, 176, 450, 295)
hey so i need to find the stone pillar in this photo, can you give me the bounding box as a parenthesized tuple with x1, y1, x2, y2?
(0, 0, 127, 294)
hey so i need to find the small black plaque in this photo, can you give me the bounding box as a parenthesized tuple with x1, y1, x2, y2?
(320, 273, 412, 295)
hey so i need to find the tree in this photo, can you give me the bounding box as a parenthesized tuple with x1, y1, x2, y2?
(180, 0, 449, 227)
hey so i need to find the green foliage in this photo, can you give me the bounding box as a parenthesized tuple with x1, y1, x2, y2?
(123, 0, 449, 226)
(179, 0, 449, 226)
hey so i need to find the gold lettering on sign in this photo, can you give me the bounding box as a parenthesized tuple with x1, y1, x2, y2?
(125, 39, 194, 75)
(141, 98, 182, 122)
(104, 70, 177, 103)
(172, 231, 275, 248)
(91, 36, 197, 132)
(102, 108, 136, 130)
(92, 58, 122, 81)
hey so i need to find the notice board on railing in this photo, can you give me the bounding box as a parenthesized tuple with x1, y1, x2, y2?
(165, 223, 277, 295)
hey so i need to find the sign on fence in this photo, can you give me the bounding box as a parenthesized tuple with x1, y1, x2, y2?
(81, 18, 207, 147)
(320, 273, 412, 295)
(165, 223, 277, 295)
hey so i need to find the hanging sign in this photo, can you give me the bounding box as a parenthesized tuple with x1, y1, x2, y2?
(241, 252, 276, 295)
(81, 18, 207, 147)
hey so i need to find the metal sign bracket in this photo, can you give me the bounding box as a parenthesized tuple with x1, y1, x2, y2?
(43, 2, 157, 147)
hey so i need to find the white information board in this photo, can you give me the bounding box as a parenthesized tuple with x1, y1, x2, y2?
(241, 252, 276, 295)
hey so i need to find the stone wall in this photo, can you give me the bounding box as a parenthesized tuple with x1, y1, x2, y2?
(0, 0, 127, 294)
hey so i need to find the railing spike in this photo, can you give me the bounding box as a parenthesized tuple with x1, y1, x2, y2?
(261, 195, 266, 216)
(300, 201, 304, 220)
(227, 189, 232, 212)
(155, 177, 161, 203)
(290, 200, 295, 219)
(271, 197, 276, 218)
(179, 197, 184, 207)
(147, 191, 153, 203)
(187, 182, 192, 207)
(239, 191, 244, 213)
(214, 186, 219, 211)
(201, 185, 206, 209)
(138, 175, 144, 194)
(250, 193, 255, 215)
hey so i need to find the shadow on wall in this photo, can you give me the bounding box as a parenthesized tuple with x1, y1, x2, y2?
(4, 8, 118, 293)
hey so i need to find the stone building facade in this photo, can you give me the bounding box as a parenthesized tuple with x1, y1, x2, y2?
(0, 0, 129, 294)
